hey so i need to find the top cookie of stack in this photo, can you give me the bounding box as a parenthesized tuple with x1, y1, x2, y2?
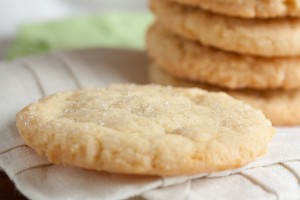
(168, 0, 300, 18)
(150, 0, 300, 57)
(147, 0, 300, 126)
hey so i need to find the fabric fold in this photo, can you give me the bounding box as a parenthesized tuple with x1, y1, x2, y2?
(1, 49, 300, 200)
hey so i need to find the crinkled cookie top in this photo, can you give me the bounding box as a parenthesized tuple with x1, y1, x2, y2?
(16, 84, 274, 175)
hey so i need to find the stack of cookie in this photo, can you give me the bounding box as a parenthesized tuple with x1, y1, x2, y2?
(147, 0, 300, 126)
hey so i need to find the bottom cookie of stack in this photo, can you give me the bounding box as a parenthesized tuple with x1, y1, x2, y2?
(149, 64, 300, 126)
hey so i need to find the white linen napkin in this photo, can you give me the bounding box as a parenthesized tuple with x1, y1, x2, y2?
(0, 49, 299, 200)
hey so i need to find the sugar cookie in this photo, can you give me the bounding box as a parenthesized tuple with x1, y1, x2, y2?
(149, 64, 300, 126)
(147, 23, 300, 90)
(16, 84, 274, 175)
(150, 0, 300, 57)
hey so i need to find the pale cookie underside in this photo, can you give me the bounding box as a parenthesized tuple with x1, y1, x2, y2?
(150, 0, 300, 57)
(147, 23, 300, 90)
(149, 64, 300, 126)
(16, 84, 274, 176)
(165, 0, 300, 18)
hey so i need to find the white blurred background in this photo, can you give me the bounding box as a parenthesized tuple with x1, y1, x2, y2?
(0, 0, 147, 59)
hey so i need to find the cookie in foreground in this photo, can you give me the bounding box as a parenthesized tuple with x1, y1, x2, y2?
(16, 84, 275, 176)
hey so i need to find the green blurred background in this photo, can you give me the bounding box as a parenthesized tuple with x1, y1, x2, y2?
(0, 0, 153, 60)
